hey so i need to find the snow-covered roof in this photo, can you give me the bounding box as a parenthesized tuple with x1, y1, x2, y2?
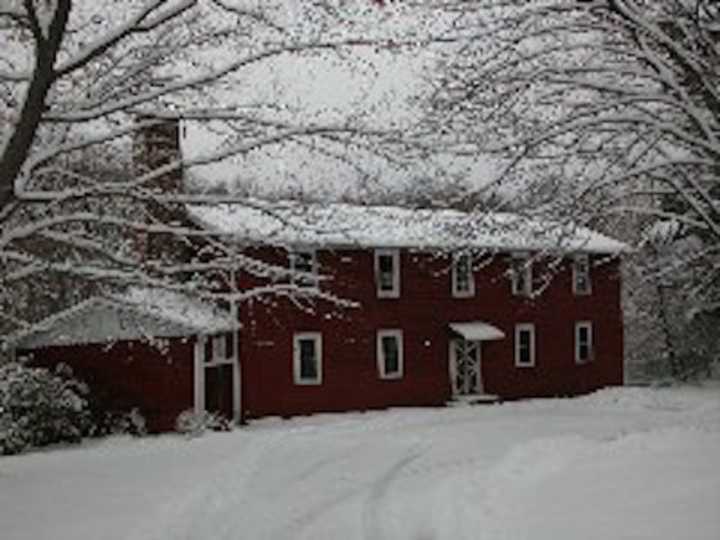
(13, 288, 238, 349)
(117, 287, 238, 333)
(186, 201, 628, 254)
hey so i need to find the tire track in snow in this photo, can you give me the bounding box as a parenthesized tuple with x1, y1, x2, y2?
(265, 440, 374, 540)
(361, 450, 424, 540)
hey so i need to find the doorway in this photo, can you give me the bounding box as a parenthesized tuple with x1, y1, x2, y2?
(449, 339, 483, 396)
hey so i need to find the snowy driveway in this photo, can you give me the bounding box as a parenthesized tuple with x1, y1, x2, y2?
(1, 387, 719, 540)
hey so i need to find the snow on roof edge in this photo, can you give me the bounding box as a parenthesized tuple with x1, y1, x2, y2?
(186, 200, 631, 254)
(10, 289, 238, 350)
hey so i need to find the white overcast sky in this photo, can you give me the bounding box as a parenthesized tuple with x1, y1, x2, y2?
(179, 1, 497, 199)
(0, 1, 498, 201)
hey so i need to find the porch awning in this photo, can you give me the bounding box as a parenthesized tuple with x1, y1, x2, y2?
(449, 322, 505, 341)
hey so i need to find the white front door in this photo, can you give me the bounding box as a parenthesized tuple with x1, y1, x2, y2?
(194, 333, 241, 423)
(450, 339, 483, 396)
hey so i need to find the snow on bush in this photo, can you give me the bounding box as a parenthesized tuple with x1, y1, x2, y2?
(175, 409, 232, 436)
(94, 407, 147, 437)
(0, 362, 93, 455)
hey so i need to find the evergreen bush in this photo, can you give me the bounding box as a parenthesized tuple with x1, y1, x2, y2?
(0, 362, 93, 455)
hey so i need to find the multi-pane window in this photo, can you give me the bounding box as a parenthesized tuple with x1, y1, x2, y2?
(377, 329, 403, 379)
(293, 332, 322, 385)
(511, 255, 532, 297)
(204, 333, 233, 363)
(452, 253, 475, 297)
(375, 249, 400, 298)
(515, 323, 536, 367)
(289, 250, 317, 288)
(575, 322, 593, 364)
(573, 255, 592, 295)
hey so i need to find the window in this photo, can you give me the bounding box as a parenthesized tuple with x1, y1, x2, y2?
(204, 333, 233, 364)
(572, 255, 592, 295)
(511, 255, 532, 297)
(375, 249, 400, 298)
(575, 322, 593, 364)
(452, 253, 475, 298)
(515, 323, 536, 367)
(212, 335, 227, 361)
(293, 333, 322, 385)
(289, 250, 317, 288)
(377, 329, 403, 379)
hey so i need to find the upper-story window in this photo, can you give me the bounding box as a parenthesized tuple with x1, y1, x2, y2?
(375, 249, 400, 298)
(515, 323, 536, 367)
(575, 321, 594, 364)
(511, 254, 532, 297)
(293, 332, 322, 385)
(452, 253, 475, 298)
(377, 329, 403, 379)
(289, 250, 317, 288)
(572, 254, 592, 295)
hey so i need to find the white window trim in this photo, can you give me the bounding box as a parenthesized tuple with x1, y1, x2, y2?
(375, 249, 401, 298)
(293, 332, 323, 385)
(514, 323, 536, 368)
(289, 249, 318, 287)
(377, 329, 404, 380)
(511, 254, 533, 297)
(575, 321, 594, 364)
(572, 254, 592, 295)
(452, 253, 475, 298)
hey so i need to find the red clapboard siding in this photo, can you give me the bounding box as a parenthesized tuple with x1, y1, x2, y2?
(236, 247, 623, 418)
(26, 338, 195, 432)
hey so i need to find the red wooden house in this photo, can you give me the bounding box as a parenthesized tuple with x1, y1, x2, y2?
(11, 117, 628, 429)
(187, 201, 627, 422)
(13, 201, 626, 429)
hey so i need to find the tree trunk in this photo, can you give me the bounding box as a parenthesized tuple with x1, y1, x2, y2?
(0, 0, 71, 214)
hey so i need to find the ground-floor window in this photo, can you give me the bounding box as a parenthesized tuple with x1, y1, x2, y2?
(293, 332, 322, 385)
(377, 329, 403, 379)
(515, 323, 536, 367)
(575, 321, 594, 364)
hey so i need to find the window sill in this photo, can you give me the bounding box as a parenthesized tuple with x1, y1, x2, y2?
(294, 379, 322, 386)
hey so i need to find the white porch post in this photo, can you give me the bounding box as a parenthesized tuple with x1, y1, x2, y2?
(448, 339, 457, 396)
(193, 335, 206, 414)
(231, 300, 242, 424)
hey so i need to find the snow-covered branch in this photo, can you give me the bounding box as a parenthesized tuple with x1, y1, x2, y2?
(426, 0, 720, 324)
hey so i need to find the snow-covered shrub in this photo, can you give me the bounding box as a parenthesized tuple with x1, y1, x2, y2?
(175, 409, 232, 436)
(93, 408, 147, 437)
(0, 362, 93, 455)
(0, 413, 28, 455)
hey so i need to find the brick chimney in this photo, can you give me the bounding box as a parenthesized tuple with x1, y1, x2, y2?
(132, 115, 190, 265)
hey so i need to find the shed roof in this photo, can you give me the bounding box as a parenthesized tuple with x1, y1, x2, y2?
(187, 201, 628, 254)
(13, 288, 238, 350)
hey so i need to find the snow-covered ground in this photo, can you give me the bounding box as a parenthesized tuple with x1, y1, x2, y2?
(1, 386, 718, 540)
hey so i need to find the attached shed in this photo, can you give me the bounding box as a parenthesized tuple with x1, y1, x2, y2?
(12, 288, 240, 432)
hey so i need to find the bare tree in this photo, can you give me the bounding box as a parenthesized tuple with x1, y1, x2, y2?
(0, 0, 425, 342)
(425, 0, 720, 376)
